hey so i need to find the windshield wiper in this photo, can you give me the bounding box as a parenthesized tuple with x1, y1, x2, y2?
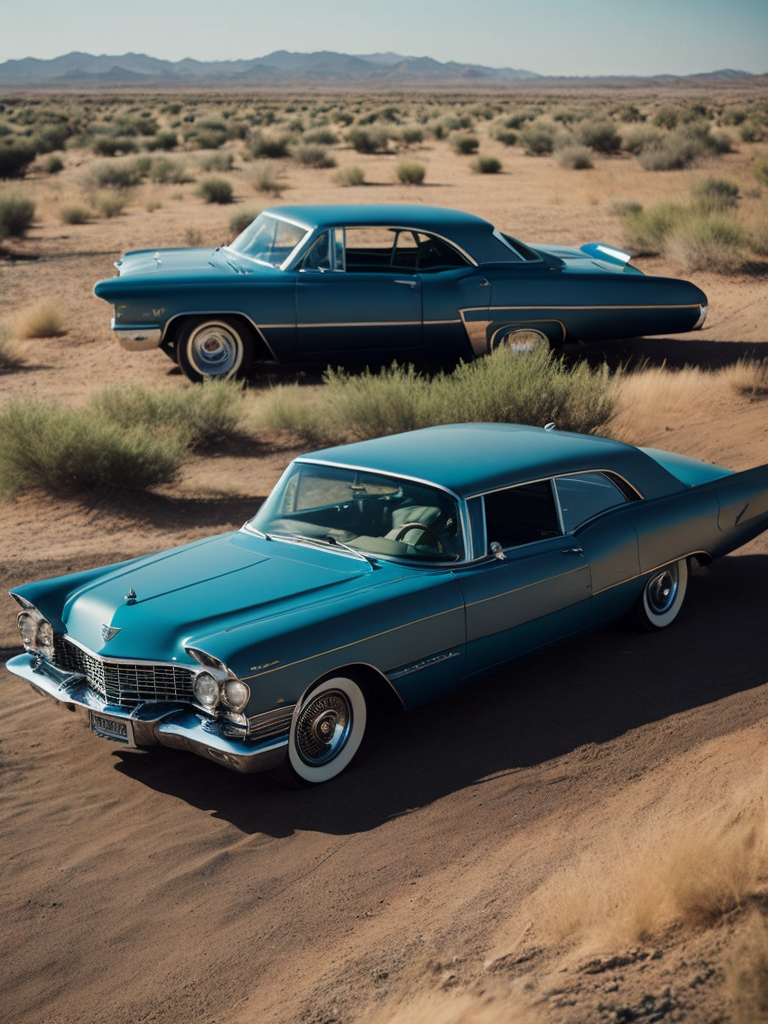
(269, 530, 377, 568)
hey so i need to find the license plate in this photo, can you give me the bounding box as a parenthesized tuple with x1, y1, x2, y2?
(90, 712, 135, 746)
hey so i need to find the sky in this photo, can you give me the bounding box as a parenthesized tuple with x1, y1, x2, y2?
(1, 0, 767, 77)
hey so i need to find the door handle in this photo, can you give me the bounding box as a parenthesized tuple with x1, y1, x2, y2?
(394, 279, 419, 289)
(562, 546, 583, 555)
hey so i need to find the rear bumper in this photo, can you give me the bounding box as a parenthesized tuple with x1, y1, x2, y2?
(5, 653, 288, 774)
(111, 320, 163, 351)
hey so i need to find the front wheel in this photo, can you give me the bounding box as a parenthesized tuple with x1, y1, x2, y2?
(285, 676, 368, 785)
(633, 558, 689, 631)
(175, 316, 254, 382)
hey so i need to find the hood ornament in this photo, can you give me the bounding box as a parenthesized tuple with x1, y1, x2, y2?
(101, 624, 122, 643)
(125, 587, 137, 604)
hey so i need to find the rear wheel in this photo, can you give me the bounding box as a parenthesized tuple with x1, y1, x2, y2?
(633, 558, 689, 630)
(496, 327, 550, 355)
(175, 316, 254, 382)
(283, 676, 368, 785)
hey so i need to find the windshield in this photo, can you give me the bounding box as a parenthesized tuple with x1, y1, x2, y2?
(250, 462, 463, 562)
(227, 212, 310, 267)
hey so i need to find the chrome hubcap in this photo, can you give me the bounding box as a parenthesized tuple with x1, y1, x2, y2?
(295, 691, 352, 765)
(189, 323, 242, 376)
(647, 566, 678, 615)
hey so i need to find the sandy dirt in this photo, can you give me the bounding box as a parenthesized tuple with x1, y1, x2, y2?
(1, 87, 768, 1023)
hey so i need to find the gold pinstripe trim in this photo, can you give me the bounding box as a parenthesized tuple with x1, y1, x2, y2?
(241, 604, 464, 682)
(464, 563, 588, 611)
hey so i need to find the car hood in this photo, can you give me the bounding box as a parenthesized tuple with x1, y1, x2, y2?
(59, 531, 399, 662)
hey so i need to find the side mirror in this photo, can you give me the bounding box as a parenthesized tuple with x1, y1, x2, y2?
(489, 541, 506, 562)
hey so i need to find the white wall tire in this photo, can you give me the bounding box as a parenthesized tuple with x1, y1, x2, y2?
(634, 558, 689, 630)
(287, 676, 368, 784)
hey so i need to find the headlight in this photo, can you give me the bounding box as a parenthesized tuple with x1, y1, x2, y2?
(222, 679, 250, 713)
(16, 605, 55, 660)
(193, 671, 220, 710)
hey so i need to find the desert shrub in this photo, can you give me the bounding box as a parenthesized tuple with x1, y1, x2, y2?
(0, 192, 35, 239)
(149, 156, 188, 183)
(198, 176, 233, 204)
(578, 120, 621, 154)
(621, 125, 663, 155)
(741, 120, 766, 144)
(654, 106, 682, 130)
(185, 127, 227, 150)
(91, 135, 138, 156)
(609, 199, 643, 218)
(752, 159, 768, 187)
(399, 127, 424, 147)
(32, 123, 71, 153)
(42, 155, 64, 174)
(665, 212, 744, 272)
(346, 126, 389, 154)
(90, 380, 246, 451)
(472, 156, 502, 174)
(747, 209, 768, 258)
(198, 151, 233, 172)
(246, 129, 291, 159)
(396, 162, 425, 185)
(334, 165, 365, 187)
(145, 130, 179, 152)
(613, 104, 646, 123)
(229, 208, 259, 236)
(0, 400, 186, 498)
(86, 160, 144, 190)
(304, 128, 339, 146)
(0, 140, 36, 178)
(60, 202, 90, 224)
(250, 161, 283, 195)
(13, 301, 63, 338)
(442, 114, 474, 131)
(638, 125, 730, 171)
(452, 134, 479, 155)
(721, 359, 768, 399)
(292, 144, 336, 168)
(259, 348, 617, 444)
(495, 129, 518, 147)
(521, 123, 556, 156)
(691, 176, 740, 209)
(0, 325, 22, 371)
(94, 189, 128, 218)
(556, 145, 594, 170)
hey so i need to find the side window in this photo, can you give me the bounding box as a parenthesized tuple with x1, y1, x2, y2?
(555, 472, 629, 532)
(299, 231, 332, 271)
(483, 480, 560, 549)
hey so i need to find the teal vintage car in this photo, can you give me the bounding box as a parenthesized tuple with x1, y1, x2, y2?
(93, 204, 708, 382)
(7, 424, 768, 784)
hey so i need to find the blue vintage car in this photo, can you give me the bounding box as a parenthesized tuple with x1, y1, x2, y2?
(93, 204, 708, 382)
(7, 424, 768, 784)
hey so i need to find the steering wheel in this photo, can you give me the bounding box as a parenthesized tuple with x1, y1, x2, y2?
(393, 522, 444, 552)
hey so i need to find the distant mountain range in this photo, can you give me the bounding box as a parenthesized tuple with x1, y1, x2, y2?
(0, 51, 761, 88)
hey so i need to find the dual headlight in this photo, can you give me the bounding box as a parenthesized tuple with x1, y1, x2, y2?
(187, 647, 250, 715)
(13, 597, 54, 660)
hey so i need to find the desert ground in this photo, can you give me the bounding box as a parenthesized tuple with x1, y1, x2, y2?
(1, 86, 768, 1023)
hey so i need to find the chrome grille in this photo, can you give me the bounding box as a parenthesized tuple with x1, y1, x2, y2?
(54, 636, 195, 708)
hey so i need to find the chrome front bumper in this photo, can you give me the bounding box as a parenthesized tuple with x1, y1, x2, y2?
(111, 320, 163, 351)
(6, 653, 288, 774)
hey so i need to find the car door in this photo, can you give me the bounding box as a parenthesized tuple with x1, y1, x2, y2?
(295, 226, 423, 360)
(454, 480, 592, 677)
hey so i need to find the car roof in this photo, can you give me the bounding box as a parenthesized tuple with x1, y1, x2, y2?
(265, 203, 493, 233)
(301, 423, 678, 498)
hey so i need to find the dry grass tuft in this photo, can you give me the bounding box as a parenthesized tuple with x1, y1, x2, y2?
(608, 365, 726, 444)
(719, 359, 768, 399)
(529, 788, 768, 953)
(0, 324, 23, 370)
(725, 910, 768, 1024)
(13, 301, 64, 339)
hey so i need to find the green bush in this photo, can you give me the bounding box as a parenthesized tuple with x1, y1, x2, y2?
(623, 197, 745, 270)
(304, 128, 339, 146)
(86, 160, 144, 190)
(90, 380, 246, 451)
(246, 130, 291, 159)
(396, 162, 426, 185)
(346, 126, 389, 154)
(399, 127, 424, 146)
(93, 189, 127, 219)
(753, 159, 768, 187)
(335, 165, 365, 187)
(556, 145, 594, 170)
(452, 134, 479, 155)
(691, 177, 740, 210)
(0, 141, 36, 179)
(292, 144, 336, 168)
(577, 120, 621, 154)
(495, 130, 518, 147)
(472, 156, 502, 174)
(198, 176, 233, 204)
(521, 123, 556, 156)
(149, 156, 189, 184)
(42, 155, 64, 174)
(145, 130, 179, 152)
(59, 204, 90, 225)
(259, 348, 617, 444)
(0, 400, 186, 498)
(0, 192, 35, 239)
(198, 151, 233, 172)
(91, 135, 138, 156)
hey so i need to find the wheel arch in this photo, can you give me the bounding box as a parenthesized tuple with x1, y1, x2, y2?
(163, 311, 275, 361)
(302, 662, 404, 713)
